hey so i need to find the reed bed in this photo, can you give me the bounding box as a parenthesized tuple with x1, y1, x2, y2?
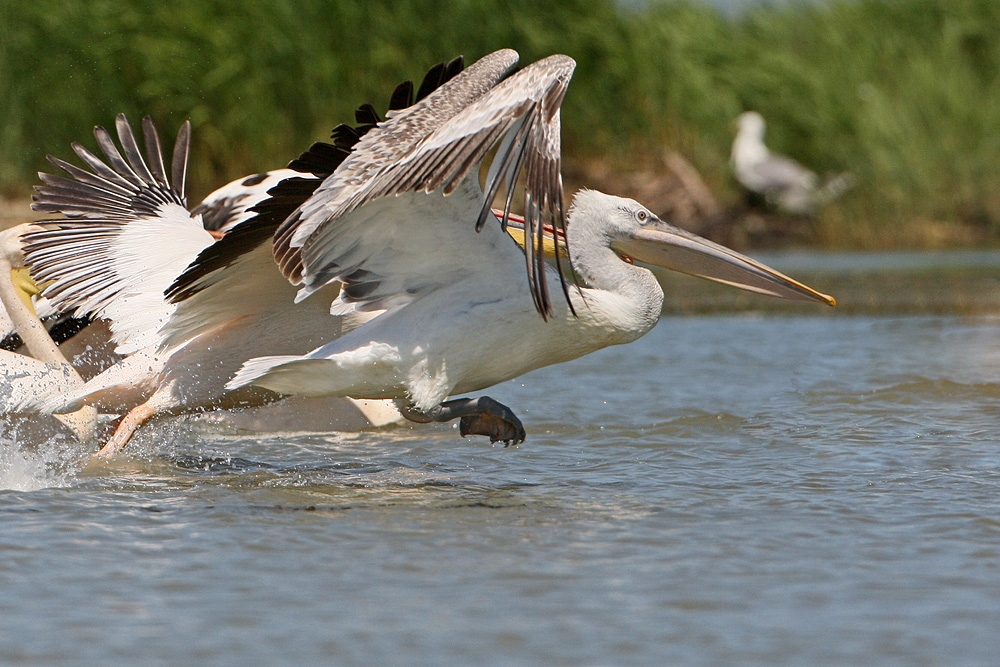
(1, 0, 997, 247)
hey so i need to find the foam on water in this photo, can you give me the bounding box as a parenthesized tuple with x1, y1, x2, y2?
(0, 414, 94, 490)
(0, 437, 72, 491)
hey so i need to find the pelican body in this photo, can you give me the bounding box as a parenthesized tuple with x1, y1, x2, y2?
(228, 50, 835, 444)
(22, 50, 833, 452)
(236, 190, 661, 406)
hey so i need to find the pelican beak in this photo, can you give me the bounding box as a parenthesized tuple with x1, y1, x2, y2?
(10, 267, 42, 313)
(499, 210, 569, 259)
(611, 218, 836, 306)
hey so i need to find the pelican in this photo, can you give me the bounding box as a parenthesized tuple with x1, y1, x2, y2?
(19, 59, 471, 456)
(732, 111, 853, 215)
(0, 224, 98, 440)
(221, 49, 835, 444)
(0, 160, 298, 439)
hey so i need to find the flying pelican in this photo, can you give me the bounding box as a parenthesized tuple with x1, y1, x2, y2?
(20, 58, 470, 456)
(731, 111, 853, 215)
(220, 49, 836, 445)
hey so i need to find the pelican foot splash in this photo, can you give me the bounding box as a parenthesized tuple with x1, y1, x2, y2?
(400, 397, 526, 445)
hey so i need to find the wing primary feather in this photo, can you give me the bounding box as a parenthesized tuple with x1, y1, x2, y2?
(415, 61, 447, 102)
(483, 113, 526, 201)
(45, 155, 133, 198)
(499, 130, 531, 230)
(551, 194, 577, 316)
(535, 191, 551, 315)
(32, 198, 134, 218)
(171, 121, 191, 201)
(388, 81, 414, 111)
(477, 113, 532, 232)
(439, 124, 510, 195)
(331, 124, 362, 148)
(355, 103, 381, 126)
(115, 113, 156, 185)
(71, 142, 136, 192)
(35, 173, 133, 207)
(141, 116, 169, 187)
(287, 141, 347, 175)
(93, 124, 144, 188)
(443, 55, 465, 81)
(523, 193, 547, 318)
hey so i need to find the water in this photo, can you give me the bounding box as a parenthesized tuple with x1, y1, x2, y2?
(3, 253, 1000, 665)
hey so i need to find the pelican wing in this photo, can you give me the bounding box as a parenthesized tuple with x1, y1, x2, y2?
(158, 143, 362, 349)
(278, 50, 576, 316)
(23, 115, 211, 354)
(273, 49, 519, 282)
(0, 349, 83, 414)
(161, 58, 474, 347)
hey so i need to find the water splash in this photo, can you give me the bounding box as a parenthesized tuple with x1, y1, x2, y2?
(0, 443, 69, 491)
(0, 421, 79, 491)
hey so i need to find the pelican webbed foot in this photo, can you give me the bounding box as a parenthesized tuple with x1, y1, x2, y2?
(402, 396, 526, 445)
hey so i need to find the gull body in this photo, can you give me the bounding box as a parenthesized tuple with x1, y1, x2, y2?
(732, 111, 852, 215)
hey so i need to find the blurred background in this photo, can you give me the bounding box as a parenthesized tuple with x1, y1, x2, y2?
(1, 0, 998, 250)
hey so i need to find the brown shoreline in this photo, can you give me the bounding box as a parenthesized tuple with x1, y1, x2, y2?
(0, 197, 41, 231)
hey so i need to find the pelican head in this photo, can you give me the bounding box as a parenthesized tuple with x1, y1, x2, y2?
(564, 189, 834, 306)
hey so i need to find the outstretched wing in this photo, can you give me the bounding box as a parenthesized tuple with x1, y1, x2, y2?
(275, 50, 576, 317)
(23, 115, 211, 354)
(159, 56, 469, 348)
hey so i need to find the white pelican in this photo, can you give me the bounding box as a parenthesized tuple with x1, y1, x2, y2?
(732, 111, 853, 215)
(0, 225, 98, 440)
(20, 59, 469, 456)
(0, 163, 303, 443)
(220, 49, 836, 445)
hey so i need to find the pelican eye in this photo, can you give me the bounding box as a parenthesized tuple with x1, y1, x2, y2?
(635, 210, 650, 224)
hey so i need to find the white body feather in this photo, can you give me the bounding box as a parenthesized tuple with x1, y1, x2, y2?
(229, 188, 663, 411)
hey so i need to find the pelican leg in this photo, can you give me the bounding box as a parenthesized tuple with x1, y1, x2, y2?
(402, 397, 526, 445)
(92, 400, 159, 459)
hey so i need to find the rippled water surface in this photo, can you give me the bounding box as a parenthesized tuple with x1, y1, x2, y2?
(3, 254, 1000, 665)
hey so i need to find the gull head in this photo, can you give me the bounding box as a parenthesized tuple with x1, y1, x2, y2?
(735, 111, 767, 141)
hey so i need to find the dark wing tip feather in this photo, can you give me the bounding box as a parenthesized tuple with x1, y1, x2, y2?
(166, 208, 278, 303)
(355, 103, 381, 126)
(415, 62, 447, 102)
(331, 124, 362, 149)
(272, 55, 470, 283)
(286, 141, 350, 175)
(444, 55, 465, 80)
(172, 120, 191, 200)
(33, 114, 190, 222)
(115, 113, 156, 185)
(171, 174, 323, 302)
(389, 81, 414, 111)
(140, 115, 169, 187)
